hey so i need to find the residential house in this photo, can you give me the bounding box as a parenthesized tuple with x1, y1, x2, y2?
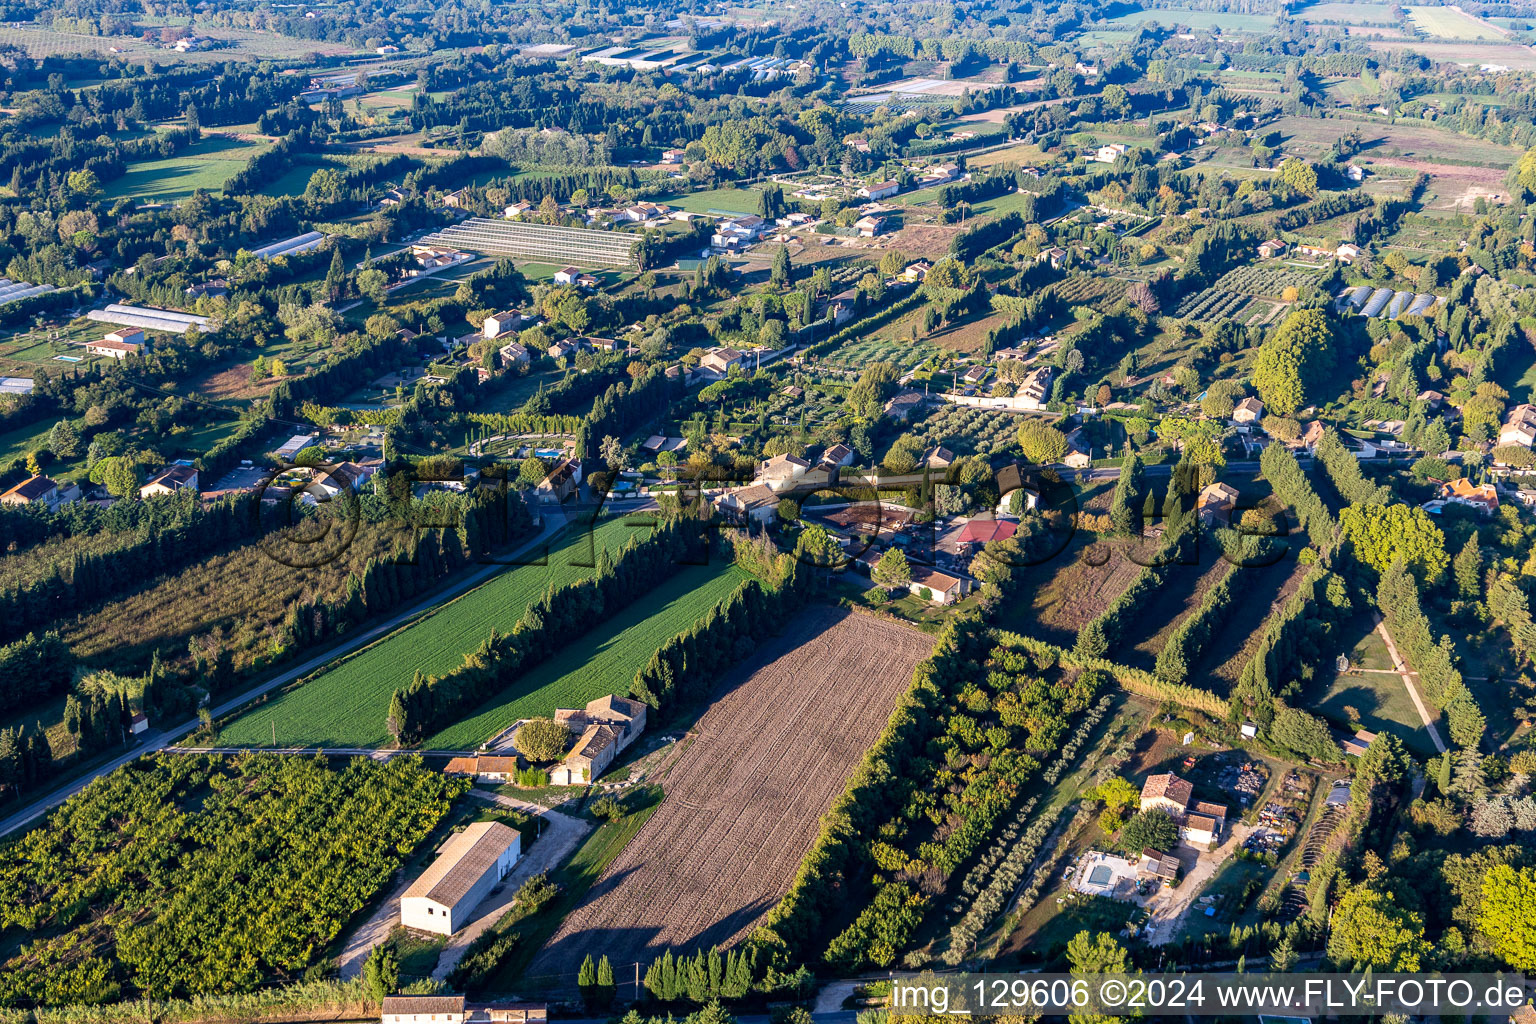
(1258, 239, 1287, 259)
(440, 188, 467, 208)
(661, 148, 685, 163)
(821, 443, 855, 468)
(1335, 242, 1363, 263)
(1016, 364, 1055, 410)
(1037, 246, 1068, 269)
(918, 164, 960, 187)
(710, 215, 765, 250)
(535, 458, 582, 501)
(1418, 389, 1445, 409)
(553, 267, 581, 286)
(782, 385, 803, 399)
(1140, 773, 1195, 817)
(1297, 420, 1326, 451)
(901, 261, 931, 283)
(499, 341, 530, 366)
(883, 390, 927, 422)
(699, 346, 745, 377)
(139, 464, 199, 499)
(1197, 482, 1240, 525)
(1232, 396, 1264, 424)
(858, 180, 901, 201)
(482, 310, 524, 339)
(307, 460, 382, 500)
(400, 821, 521, 935)
(909, 566, 965, 605)
(993, 461, 1042, 514)
(505, 200, 534, 219)
(921, 445, 956, 469)
(185, 279, 229, 300)
(1075, 61, 1100, 77)
(576, 273, 599, 291)
(1181, 812, 1223, 846)
(854, 215, 886, 238)
(846, 137, 872, 153)
(756, 453, 811, 492)
(548, 337, 590, 361)
(1439, 477, 1499, 515)
(828, 289, 858, 326)
(961, 365, 988, 386)
(86, 336, 142, 360)
(0, 475, 61, 509)
(621, 202, 669, 223)
(1501, 404, 1536, 447)
(1093, 143, 1128, 164)
(715, 483, 780, 524)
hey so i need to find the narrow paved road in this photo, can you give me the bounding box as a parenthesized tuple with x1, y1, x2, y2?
(1374, 618, 1448, 754)
(0, 507, 574, 840)
(427, 790, 593, 982)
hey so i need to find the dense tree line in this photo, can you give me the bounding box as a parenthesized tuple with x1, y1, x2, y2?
(388, 515, 703, 742)
(1259, 441, 1335, 549)
(0, 631, 74, 717)
(1379, 561, 1486, 749)
(631, 545, 807, 713)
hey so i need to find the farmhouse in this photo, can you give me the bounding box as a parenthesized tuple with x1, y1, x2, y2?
(555, 694, 648, 753)
(901, 261, 931, 283)
(499, 341, 530, 366)
(909, 567, 965, 605)
(553, 267, 581, 286)
(884, 390, 927, 422)
(698, 346, 745, 377)
(1016, 365, 1055, 410)
(400, 821, 522, 935)
(1140, 773, 1194, 817)
(1094, 143, 1128, 164)
(139, 464, 199, 499)
(821, 443, 855, 468)
(855, 215, 886, 238)
(442, 756, 522, 782)
(550, 724, 620, 785)
(1037, 246, 1067, 269)
(1257, 239, 1287, 259)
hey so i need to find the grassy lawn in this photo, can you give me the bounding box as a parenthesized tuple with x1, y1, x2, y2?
(472, 787, 663, 996)
(422, 561, 747, 749)
(216, 517, 644, 748)
(103, 135, 271, 202)
(663, 186, 762, 216)
(1406, 4, 1505, 38)
(1313, 669, 1435, 755)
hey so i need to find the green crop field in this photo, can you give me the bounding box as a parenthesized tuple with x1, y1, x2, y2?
(421, 561, 747, 749)
(1406, 5, 1505, 38)
(218, 517, 661, 748)
(1104, 8, 1275, 31)
(103, 136, 270, 202)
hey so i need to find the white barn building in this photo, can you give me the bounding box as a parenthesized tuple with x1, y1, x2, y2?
(400, 821, 521, 935)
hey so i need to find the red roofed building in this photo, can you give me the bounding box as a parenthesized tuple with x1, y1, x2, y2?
(957, 519, 1018, 547)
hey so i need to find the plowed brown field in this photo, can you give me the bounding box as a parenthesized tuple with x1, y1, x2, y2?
(526, 607, 932, 979)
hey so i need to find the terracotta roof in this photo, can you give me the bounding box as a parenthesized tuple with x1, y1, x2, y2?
(1183, 813, 1219, 833)
(1141, 772, 1194, 807)
(443, 756, 480, 775)
(403, 821, 519, 907)
(566, 723, 619, 765)
(958, 519, 1017, 545)
(382, 994, 467, 1015)
(587, 694, 645, 720)
(910, 566, 962, 593)
(1192, 800, 1227, 820)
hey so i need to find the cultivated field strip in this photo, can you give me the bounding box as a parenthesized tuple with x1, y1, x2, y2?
(527, 608, 933, 976)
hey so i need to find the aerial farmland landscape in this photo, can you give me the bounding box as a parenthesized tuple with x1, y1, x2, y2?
(4, 0, 1536, 1021)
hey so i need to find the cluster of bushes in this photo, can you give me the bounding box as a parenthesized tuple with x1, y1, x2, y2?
(0, 631, 74, 717)
(1379, 562, 1485, 748)
(388, 517, 703, 742)
(447, 873, 559, 990)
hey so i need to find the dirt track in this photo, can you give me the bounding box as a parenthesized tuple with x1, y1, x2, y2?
(525, 607, 933, 978)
